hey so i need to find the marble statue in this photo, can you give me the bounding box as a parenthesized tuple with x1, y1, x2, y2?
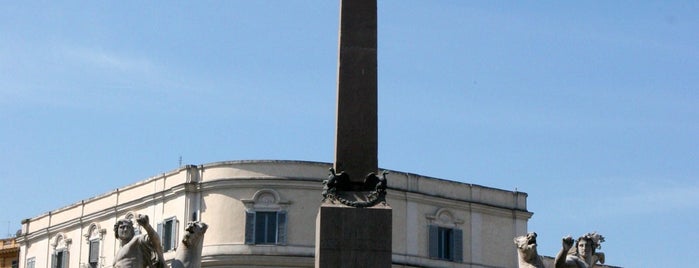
(171, 222, 208, 268)
(555, 232, 605, 268)
(514, 232, 545, 268)
(113, 214, 165, 268)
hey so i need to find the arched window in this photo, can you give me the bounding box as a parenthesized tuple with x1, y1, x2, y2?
(124, 212, 141, 236)
(242, 189, 290, 245)
(83, 224, 105, 268)
(50, 233, 72, 268)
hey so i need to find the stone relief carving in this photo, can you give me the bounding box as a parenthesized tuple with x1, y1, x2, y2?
(241, 189, 290, 210)
(321, 168, 388, 207)
(426, 208, 464, 227)
(84, 223, 106, 242)
(51, 233, 72, 250)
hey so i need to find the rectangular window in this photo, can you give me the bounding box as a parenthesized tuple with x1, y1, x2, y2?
(12, 260, 18, 268)
(52, 250, 69, 268)
(88, 240, 99, 268)
(437, 227, 452, 259)
(429, 225, 463, 262)
(245, 211, 287, 245)
(25, 258, 35, 268)
(158, 217, 178, 252)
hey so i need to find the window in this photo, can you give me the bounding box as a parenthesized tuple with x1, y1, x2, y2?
(242, 189, 290, 245)
(25, 257, 35, 268)
(85, 223, 104, 268)
(88, 240, 99, 268)
(427, 208, 463, 262)
(245, 211, 287, 245)
(52, 250, 69, 268)
(125, 213, 141, 236)
(158, 217, 178, 252)
(429, 226, 462, 261)
(12, 260, 18, 268)
(50, 234, 71, 268)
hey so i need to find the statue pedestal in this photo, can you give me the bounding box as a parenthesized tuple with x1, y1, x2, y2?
(315, 203, 392, 268)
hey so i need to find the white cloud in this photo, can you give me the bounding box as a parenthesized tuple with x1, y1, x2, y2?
(592, 182, 699, 217)
(60, 45, 156, 76)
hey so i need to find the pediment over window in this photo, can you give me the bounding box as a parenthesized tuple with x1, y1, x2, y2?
(242, 189, 291, 210)
(426, 208, 464, 228)
(84, 223, 106, 242)
(51, 233, 72, 250)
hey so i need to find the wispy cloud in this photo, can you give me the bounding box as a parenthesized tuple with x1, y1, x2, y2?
(591, 182, 699, 217)
(60, 45, 157, 76)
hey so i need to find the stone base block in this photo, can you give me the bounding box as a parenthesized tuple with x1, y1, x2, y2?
(315, 203, 392, 268)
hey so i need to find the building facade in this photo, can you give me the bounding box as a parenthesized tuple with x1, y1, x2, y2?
(0, 237, 19, 268)
(17, 160, 531, 268)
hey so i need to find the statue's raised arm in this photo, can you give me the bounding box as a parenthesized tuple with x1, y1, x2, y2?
(554, 233, 605, 268)
(113, 214, 165, 268)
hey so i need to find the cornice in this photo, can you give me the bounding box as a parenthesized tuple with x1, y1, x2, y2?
(400, 190, 530, 216)
(198, 178, 322, 192)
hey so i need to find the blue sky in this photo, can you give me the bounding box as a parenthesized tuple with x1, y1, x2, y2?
(1, 1, 697, 267)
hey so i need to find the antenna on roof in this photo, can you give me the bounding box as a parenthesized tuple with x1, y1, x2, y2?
(179, 156, 183, 167)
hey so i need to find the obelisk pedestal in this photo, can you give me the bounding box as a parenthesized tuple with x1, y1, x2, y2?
(315, 203, 392, 268)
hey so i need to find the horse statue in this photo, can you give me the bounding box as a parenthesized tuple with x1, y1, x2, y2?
(170, 222, 208, 268)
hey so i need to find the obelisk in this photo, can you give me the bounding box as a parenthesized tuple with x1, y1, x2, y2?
(333, 0, 378, 181)
(315, 1, 392, 267)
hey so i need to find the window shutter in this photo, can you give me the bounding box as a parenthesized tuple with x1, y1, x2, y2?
(89, 240, 99, 264)
(428, 225, 438, 258)
(452, 228, 463, 262)
(277, 211, 287, 245)
(244, 211, 255, 244)
(51, 253, 57, 268)
(157, 222, 163, 238)
(156, 222, 164, 250)
(62, 251, 69, 268)
(171, 219, 179, 250)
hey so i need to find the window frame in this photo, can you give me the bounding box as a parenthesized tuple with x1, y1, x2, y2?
(25, 257, 35, 268)
(245, 210, 287, 245)
(84, 223, 104, 268)
(157, 217, 179, 252)
(241, 189, 290, 246)
(426, 208, 464, 262)
(88, 239, 99, 268)
(50, 234, 71, 268)
(51, 249, 69, 268)
(429, 225, 463, 261)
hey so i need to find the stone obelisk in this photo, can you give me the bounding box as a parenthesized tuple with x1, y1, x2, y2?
(315, 0, 392, 267)
(333, 0, 378, 182)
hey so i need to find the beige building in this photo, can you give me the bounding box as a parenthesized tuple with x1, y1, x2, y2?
(17, 160, 531, 268)
(1, 237, 20, 268)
